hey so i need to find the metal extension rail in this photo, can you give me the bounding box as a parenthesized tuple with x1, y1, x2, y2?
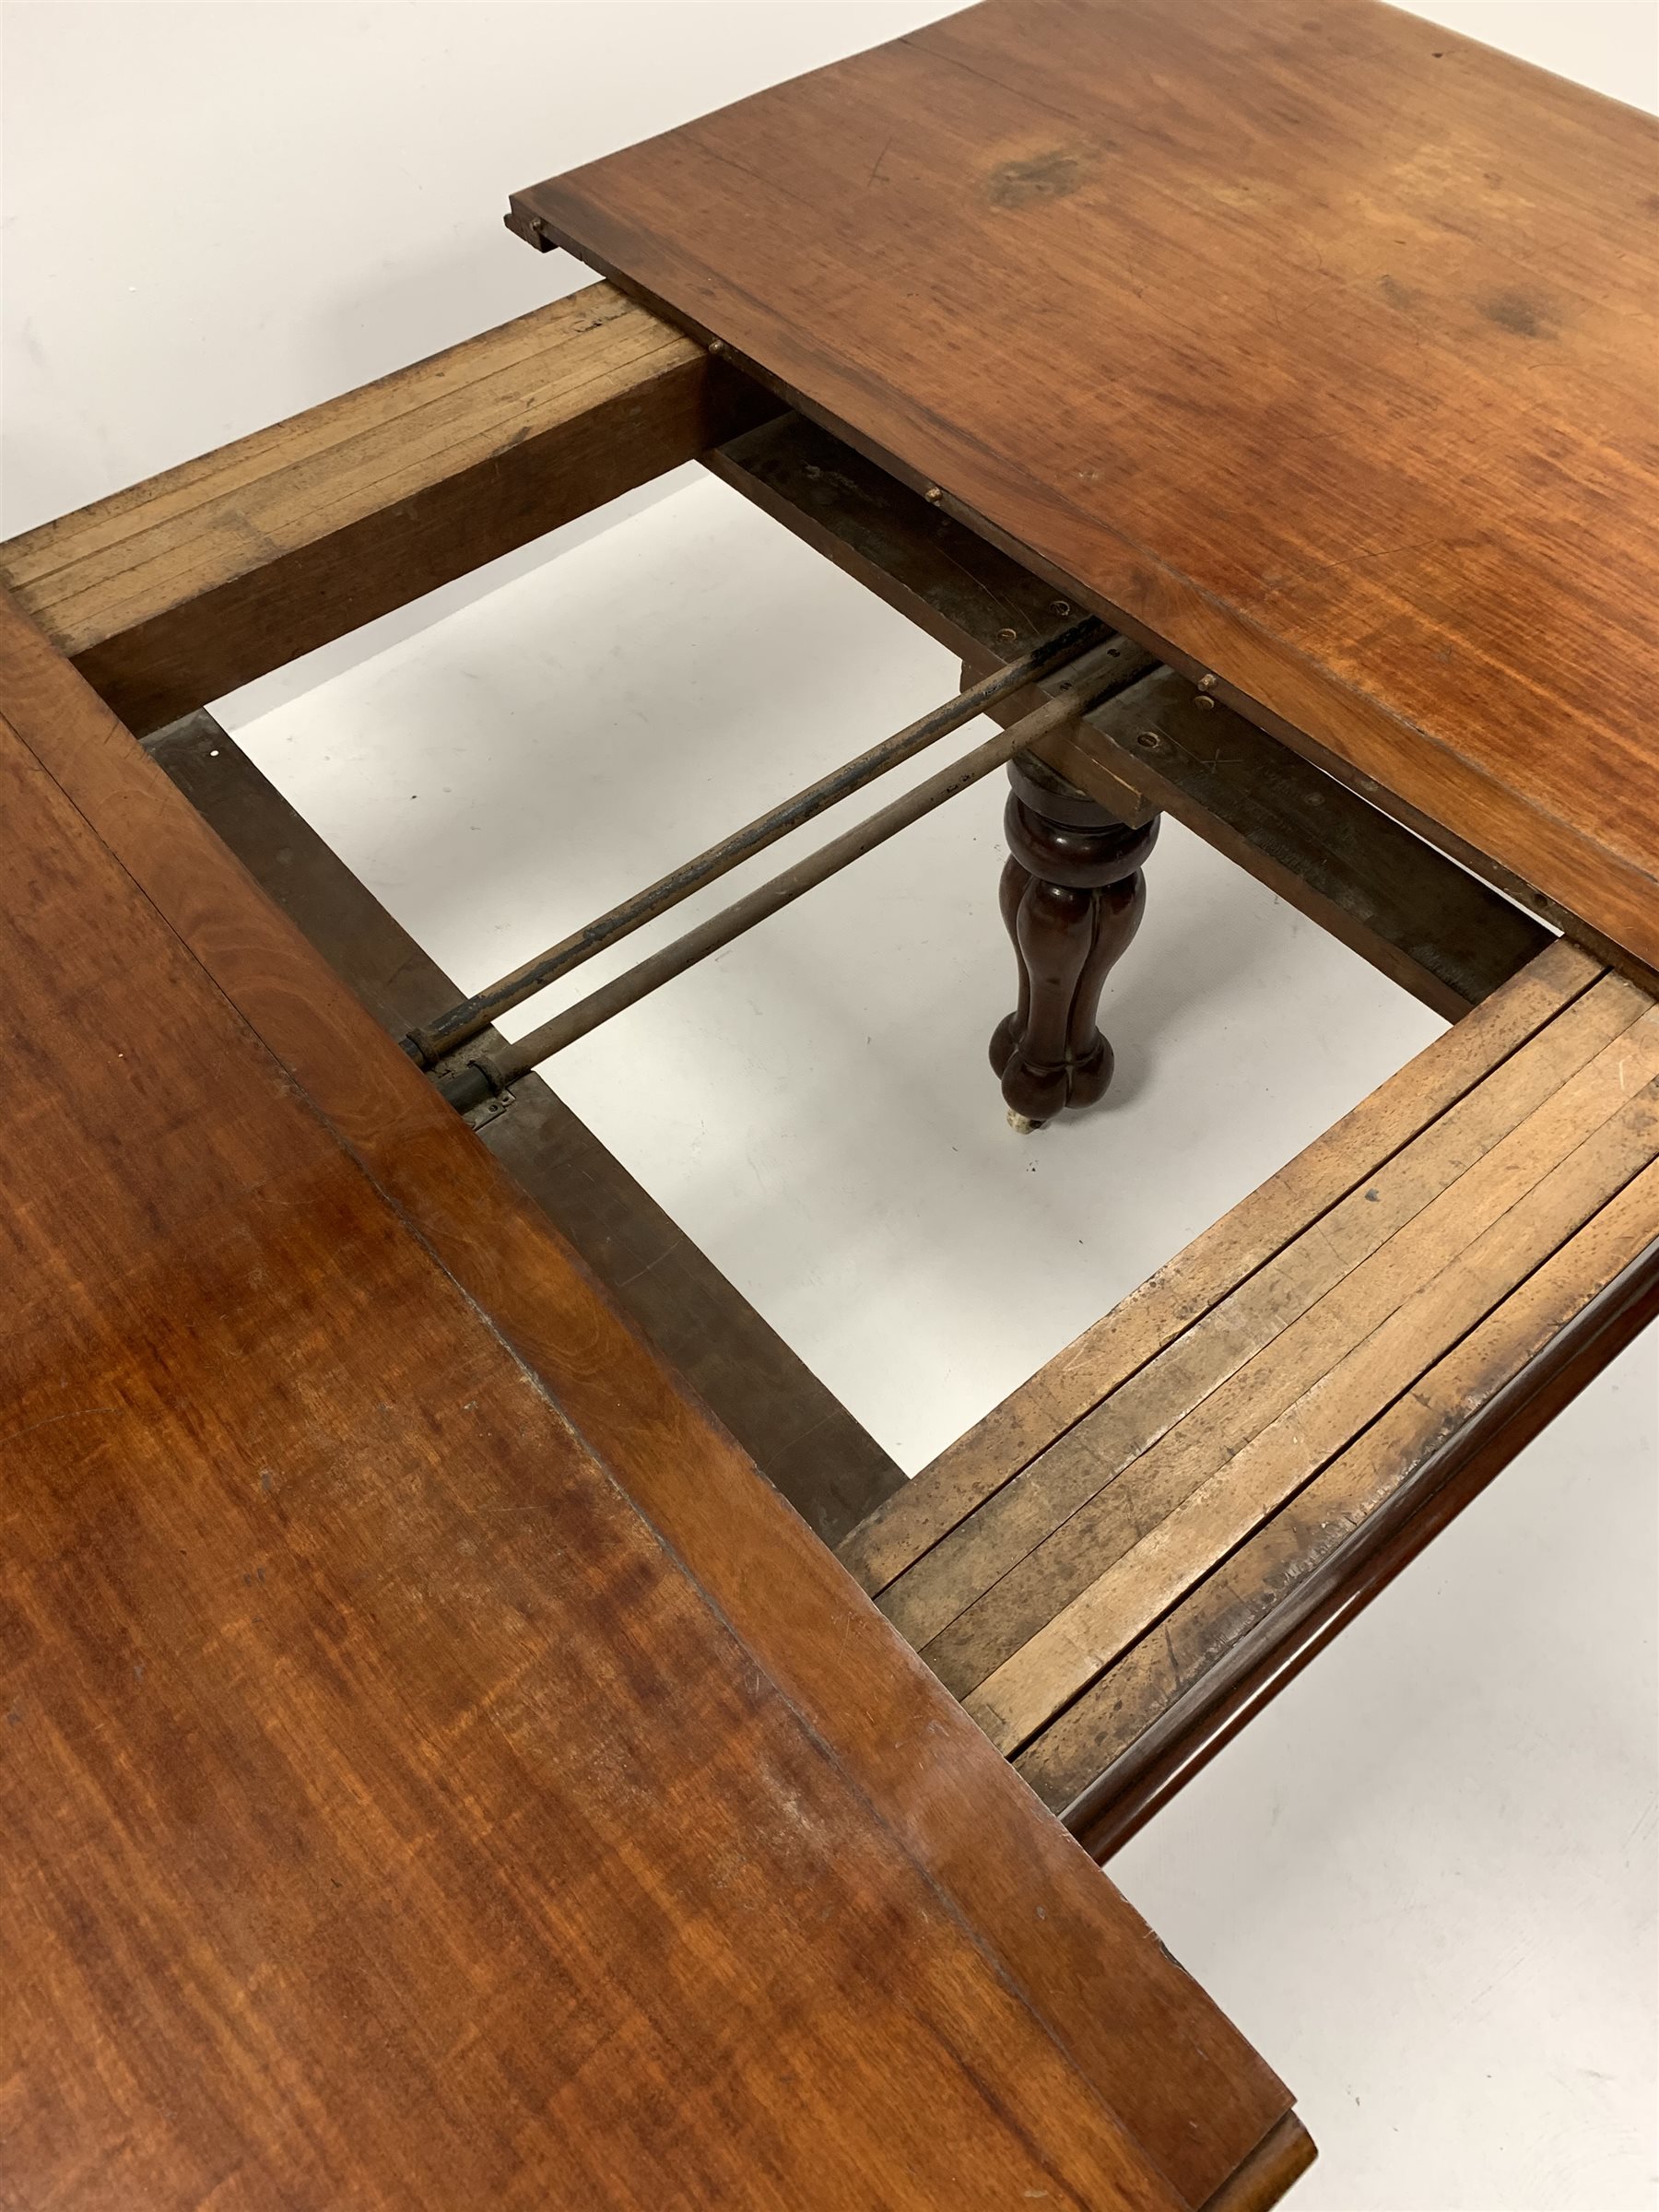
(428, 628, 1140, 1113)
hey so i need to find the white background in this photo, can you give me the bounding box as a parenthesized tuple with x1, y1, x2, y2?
(5, 5, 1656, 2206)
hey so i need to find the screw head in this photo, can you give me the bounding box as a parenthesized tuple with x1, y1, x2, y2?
(1135, 730, 1163, 749)
(997, 627, 1018, 642)
(1051, 599, 1073, 617)
(1194, 694, 1216, 711)
(924, 484, 944, 503)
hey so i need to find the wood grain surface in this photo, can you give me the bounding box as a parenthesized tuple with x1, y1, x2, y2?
(841, 936, 1600, 1592)
(841, 941, 1659, 1818)
(0, 587, 1306, 2206)
(1018, 1164, 1659, 1830)
(515, 0, 1659, 971)
(0, 284, 775, 735)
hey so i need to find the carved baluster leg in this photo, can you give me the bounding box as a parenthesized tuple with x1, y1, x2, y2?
(989, 756, 1159, 1131)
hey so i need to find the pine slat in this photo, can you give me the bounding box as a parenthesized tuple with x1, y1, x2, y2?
(0, 286, 772, 734)
(839, 938, 1602, 1596)
(838, 945, 1659, 1799)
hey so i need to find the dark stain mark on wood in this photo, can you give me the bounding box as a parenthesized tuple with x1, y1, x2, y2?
(1481, 290, 1555, 339)
(987, 148, 1091, 210)
(1377, 275, 1420, 313)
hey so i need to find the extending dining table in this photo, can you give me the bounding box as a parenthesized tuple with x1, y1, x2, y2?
(5, 1, 1655, 2203)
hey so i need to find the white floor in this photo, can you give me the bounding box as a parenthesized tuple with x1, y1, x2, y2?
(8, 5, 1657, 2206)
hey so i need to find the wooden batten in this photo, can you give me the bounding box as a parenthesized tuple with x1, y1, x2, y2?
(0, 284, 778, 734)
(843, 940, 1659, 1853)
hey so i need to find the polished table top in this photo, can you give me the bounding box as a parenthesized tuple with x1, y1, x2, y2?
(0, 578, 1300, 2204)
(514, 0, 1659, 975)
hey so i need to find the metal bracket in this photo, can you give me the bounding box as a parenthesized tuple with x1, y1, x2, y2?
(461, 1084, 515, 1132)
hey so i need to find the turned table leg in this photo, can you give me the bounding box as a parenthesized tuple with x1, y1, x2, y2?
(990, 756, 1159, 1131)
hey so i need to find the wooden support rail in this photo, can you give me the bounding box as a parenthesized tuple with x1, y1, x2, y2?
(0, 284, 777, 734)
(708, 412, 1553, 1021)
(146, 709, 907, 1547)
(842, 939, 1659, 1859)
